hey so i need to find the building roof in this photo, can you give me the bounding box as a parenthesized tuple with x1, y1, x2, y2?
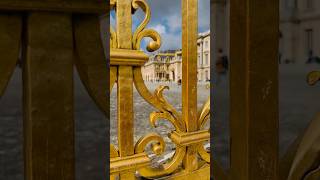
(198, 30, 210, 38)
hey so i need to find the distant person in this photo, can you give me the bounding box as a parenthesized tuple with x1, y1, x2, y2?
(284, 59, 291, 64)
(279, 53, 282, 64)
(222, 55, 229, 71)
(215, 49, 227, 74)
(214, 49, 228, 85)
(177, 79, 181, 86)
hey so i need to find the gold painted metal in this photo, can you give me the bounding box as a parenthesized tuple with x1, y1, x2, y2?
(74, 15, 109, 117)
(169, 130, 210, 147)
(0, 14, 21, 98)
(182, 0, 200, 172)
(307, 71, 320, 86)
(110, 49, 149, 66)
(287, 112, 320, 180)
(0, 1, 107, 179)
(24, 13, 75, 179)
(276, 73, 320, 180)
(166, 164, 210, 180)
(110, 0, 210, 179)
(0, 1, 107, 14)
(110, 153, 150, 174)
(230, 0, 279, 179)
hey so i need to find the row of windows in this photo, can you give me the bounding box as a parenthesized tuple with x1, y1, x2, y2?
(284, 0, 314, 10)
(144, 71, 209, 81)
(306, 0, 313, 9)
(306, 29, 313, 55)
(280, 28, 314, 56)
(198, 70, 210, 81)
(198, 40, 210, 49)
(205, 41, 209, 49)
(198, 54, 209, 66)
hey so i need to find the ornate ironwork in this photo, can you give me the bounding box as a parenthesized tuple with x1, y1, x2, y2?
(109, 0, 210, 179)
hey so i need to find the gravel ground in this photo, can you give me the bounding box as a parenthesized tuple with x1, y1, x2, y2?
(1, 64, 320, 179)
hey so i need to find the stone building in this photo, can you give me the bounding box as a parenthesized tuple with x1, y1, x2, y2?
(280, 0, 320, 63)
(212, 0, 320, 64)
(142, 50, 182, 82)
(197, 31, 211, 82)
(142, 32, 211, 83)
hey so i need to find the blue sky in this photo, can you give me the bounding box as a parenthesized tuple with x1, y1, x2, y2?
(111, 0, 210, 52)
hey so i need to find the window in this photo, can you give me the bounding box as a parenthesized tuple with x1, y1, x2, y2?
(205, 70, 209, 80)
(306, 0, 313, 9)
(205, 54, 209, 65)
(294, 0, 298, 9)
(285, 0, 295, 9)
(205, 41, 208, 49)
(306, 29, 313, 55)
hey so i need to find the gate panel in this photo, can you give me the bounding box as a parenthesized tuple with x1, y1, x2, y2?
(110, 0, 210, 179)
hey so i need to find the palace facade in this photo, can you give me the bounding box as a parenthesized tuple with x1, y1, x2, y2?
(142, 31, 210, 83)
(212, 0, 320, 64)
(279, 0, 320, 63)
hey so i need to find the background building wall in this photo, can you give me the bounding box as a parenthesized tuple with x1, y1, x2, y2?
(213, 0, 320, 64)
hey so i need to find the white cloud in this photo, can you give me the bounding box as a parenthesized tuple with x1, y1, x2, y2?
(149, 24, 181, 51)
(161, 33, 181, 50)
(151, 24, 167, 35)
(165, 14, 181, 33)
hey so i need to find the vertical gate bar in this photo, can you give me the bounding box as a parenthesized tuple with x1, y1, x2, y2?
(117, 66, 135, 180)
(230, 0, 279, 179)
(116, 0, 135, 179)
(182, 0, 199, 172)
(23, 13, 74, 180)
(116, 0, 132, 49)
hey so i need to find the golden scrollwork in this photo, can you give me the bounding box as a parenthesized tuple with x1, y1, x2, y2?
(198, 98, 210, 129)
(307, 71, 320, 86)
(110, 144, 119, 158)
(132, 0, 161, 52)
(134, 133, 165, 155)
(133, 67, 189, 178)
(197, 98, 210, 163)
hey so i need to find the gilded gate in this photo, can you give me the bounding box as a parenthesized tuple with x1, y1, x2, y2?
(109, 0, 210, 179)
(1, 0, 319, 179)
